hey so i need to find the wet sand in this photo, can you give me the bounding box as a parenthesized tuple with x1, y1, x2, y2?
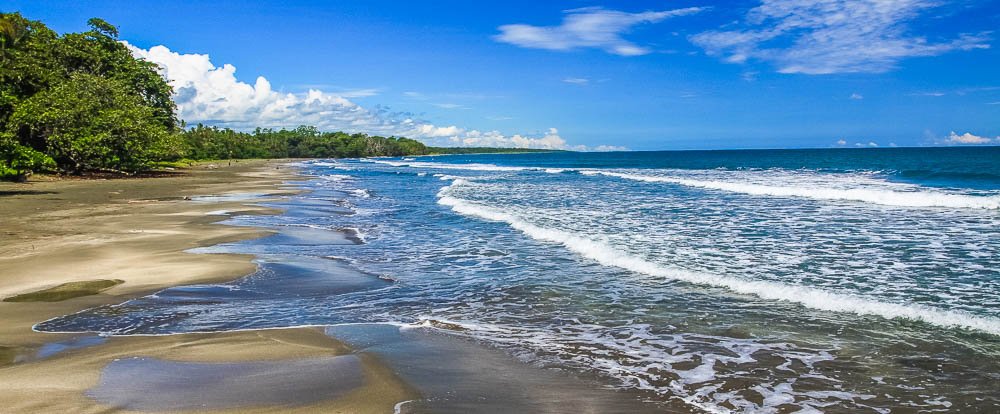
(0, 328, 415, 413)
(0, 161, 415, 412)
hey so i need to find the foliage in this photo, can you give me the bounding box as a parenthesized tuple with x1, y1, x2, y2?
(177, 124, 431, 160)
(8, 73, 177, 173)
(0, 12, 176, 178)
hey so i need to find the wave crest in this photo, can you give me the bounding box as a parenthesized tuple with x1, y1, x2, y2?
(588, 170, 1000, 209)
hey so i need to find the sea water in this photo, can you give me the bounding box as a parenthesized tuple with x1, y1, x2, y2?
(39, 147, 1000, 412)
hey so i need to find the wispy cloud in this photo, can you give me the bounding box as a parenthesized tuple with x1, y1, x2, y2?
(432, 103, 465, 109)
(335, 88, 380, 98)
(403, 91, 427, 100)
(495, 6, 705, 56)
(562, 77, 590, 85)
(850, 93, 864, 100)
(126, 43, 606, 150)
(691, 0, 990, 74)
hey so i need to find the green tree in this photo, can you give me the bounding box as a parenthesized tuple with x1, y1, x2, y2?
(8, 73, 176, 174)
(0, 13, 178, 178)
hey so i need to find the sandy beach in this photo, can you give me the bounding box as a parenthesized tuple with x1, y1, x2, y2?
(0, 161, 415, 413)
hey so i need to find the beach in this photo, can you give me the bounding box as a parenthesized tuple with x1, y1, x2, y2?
(0, 161, 415, 413)
(0, 160, 666, 413)
(3, 150, 998, 413)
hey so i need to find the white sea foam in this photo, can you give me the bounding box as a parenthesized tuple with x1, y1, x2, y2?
(587, 170, 1000, 209)
(436, 179, 1000, 335)
(350, 189, 371, 198)
(339, 227, 367, 243)
(319, 174, 353, 182)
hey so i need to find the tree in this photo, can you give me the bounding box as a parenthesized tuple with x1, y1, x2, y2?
(0, 13, 178, 178)
(8, 73, 176, 174)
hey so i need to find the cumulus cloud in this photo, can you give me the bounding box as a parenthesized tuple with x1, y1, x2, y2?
(126, 43, 616, 150)
(850, 93, 863, 100)
(495, 6, 704, 56)
(691, 0, 990, 74)
(947, 131, 995, 144)
(836, 139, 847, 145)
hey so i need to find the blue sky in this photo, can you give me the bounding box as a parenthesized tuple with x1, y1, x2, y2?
(5, 0, 999, 150)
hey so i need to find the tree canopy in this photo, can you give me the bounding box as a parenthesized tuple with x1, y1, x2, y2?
(0, 12, 177, 178)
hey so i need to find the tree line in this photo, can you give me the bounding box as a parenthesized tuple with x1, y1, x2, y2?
(180, 124, 430, 160)
(1, 13, 556, 181)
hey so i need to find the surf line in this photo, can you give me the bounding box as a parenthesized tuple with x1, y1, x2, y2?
(435, 178, 1000, 335)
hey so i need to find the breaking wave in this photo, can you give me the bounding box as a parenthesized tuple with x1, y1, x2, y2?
(436, 178, 1000, 335)
(584, 170, 1000, 209)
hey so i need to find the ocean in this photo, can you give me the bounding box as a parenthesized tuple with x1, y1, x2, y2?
(39, 147, 1000, 412)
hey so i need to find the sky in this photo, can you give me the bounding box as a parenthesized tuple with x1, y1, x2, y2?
(4, 0, 999, 150)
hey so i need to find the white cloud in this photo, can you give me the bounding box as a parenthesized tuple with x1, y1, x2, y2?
(126, 43, 615, 151)
(947, 131, 995, 144)
(335, 88, 380, 98)
(868, 141, 879, 147)
(432, 103, 464, 109)
(452, 128, 564, 150)
(691, 0, 990, 74)
(403, 91, 427, 99)
(836, 139, 847, 145)
(563, 77, 590, 85)
(592, 145, 629, 152)
(850, 93, 863, 100)
(495, 6, 705, 56)
(127, 43, 402, 133)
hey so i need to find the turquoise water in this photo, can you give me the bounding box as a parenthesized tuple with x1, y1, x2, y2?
(40, 147, 1000, 412)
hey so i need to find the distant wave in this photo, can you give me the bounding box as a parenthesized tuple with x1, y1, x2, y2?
(366, 158, 1000, 209)
(585, 170, 1000, 209)
(437, 178, 1000, 335)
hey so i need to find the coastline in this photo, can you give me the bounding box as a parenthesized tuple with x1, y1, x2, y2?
(0, 160, 416, 412)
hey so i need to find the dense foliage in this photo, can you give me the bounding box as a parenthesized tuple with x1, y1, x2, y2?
(0, 13, 178, 178)
(0, 13, 558, 180)
(179, 125, 430, 160)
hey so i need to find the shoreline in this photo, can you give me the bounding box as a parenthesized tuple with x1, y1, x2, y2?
(0, 160, 417, 412)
